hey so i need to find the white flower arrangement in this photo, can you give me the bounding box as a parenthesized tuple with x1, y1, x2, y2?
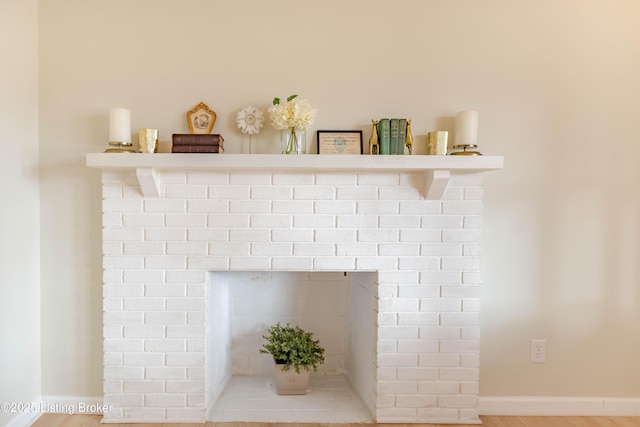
(236, 106, 264, 135)
(268, 95, 317, 131)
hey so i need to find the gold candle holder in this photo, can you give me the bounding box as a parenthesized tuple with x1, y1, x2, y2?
(450, 144, 482, 156)
(104, 141, 136, 153)
(427, 131, 448, 155)
(138, 129, 159, 153)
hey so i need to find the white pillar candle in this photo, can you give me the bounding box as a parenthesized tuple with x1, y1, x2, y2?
(454, 110, 478, 146)
(109, 108, 131, 143)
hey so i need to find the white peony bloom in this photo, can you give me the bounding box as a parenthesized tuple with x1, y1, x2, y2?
(268, 96, 317, 131)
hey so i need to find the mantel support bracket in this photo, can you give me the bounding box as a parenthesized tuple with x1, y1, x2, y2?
(425, 170, 450, 200)
(136, 168, 160, 198)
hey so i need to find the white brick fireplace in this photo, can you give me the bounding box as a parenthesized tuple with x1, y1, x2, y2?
(87, 153, 502, 424)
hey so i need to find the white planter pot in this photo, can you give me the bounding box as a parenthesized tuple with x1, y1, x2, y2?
(274, 364, 310, 395)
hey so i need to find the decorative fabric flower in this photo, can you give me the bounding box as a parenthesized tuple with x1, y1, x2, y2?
(268, 95, 317, 131)
(236, 106, 264, 135)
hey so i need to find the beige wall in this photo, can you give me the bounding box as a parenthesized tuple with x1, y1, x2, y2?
(37, 0, 640, 399)
(0, 0, 41, 425)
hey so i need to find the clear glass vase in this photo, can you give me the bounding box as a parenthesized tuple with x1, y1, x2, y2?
(282, 128, 306, 154)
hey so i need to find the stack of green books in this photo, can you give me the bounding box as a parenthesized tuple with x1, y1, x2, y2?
(376, 118, 407, 155)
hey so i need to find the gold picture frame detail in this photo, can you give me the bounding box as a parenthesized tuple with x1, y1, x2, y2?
(187, 102, 216, 134)
(317, 130, 363, 155)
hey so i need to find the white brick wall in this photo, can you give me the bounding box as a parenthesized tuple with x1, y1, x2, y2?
(100, 169, 485, 424)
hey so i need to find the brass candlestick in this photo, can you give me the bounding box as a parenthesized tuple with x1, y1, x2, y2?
(104, 141, 136, 153)
(450, 144, 482, 156)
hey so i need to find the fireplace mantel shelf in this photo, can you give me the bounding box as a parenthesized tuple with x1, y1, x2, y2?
(86, 153, 503, 200)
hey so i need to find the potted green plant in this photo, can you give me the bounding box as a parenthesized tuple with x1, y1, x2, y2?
(260, 322, 325, 395)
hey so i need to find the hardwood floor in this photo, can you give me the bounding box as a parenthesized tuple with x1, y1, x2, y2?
(31, 413, 640, 427)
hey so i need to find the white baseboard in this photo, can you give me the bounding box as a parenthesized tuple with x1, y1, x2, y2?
(479, 396, 640, 416)
(4, 398, 42, 427)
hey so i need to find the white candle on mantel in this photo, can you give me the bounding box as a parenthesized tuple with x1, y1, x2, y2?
(454, 110, 478, 146)
(109, 108, 131, 143)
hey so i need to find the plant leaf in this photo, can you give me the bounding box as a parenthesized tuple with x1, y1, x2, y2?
(286, 94, 298, 102)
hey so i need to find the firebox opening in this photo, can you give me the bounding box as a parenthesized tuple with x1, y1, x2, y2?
(206, 271, 377, 423)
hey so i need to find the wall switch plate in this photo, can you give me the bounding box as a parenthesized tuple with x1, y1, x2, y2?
(530, 339, 546, 363)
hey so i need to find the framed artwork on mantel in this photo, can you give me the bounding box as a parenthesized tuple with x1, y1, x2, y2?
(187, 102, 216, 134)
(317, 130, 363, 155)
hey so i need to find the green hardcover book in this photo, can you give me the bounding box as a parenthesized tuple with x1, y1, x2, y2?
(377, 118, 390, 155)
(389, 118, 399, 155)
(397, 119, 407, 155)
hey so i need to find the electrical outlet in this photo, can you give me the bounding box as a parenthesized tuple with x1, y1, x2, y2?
(530, 339, 546, 363)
